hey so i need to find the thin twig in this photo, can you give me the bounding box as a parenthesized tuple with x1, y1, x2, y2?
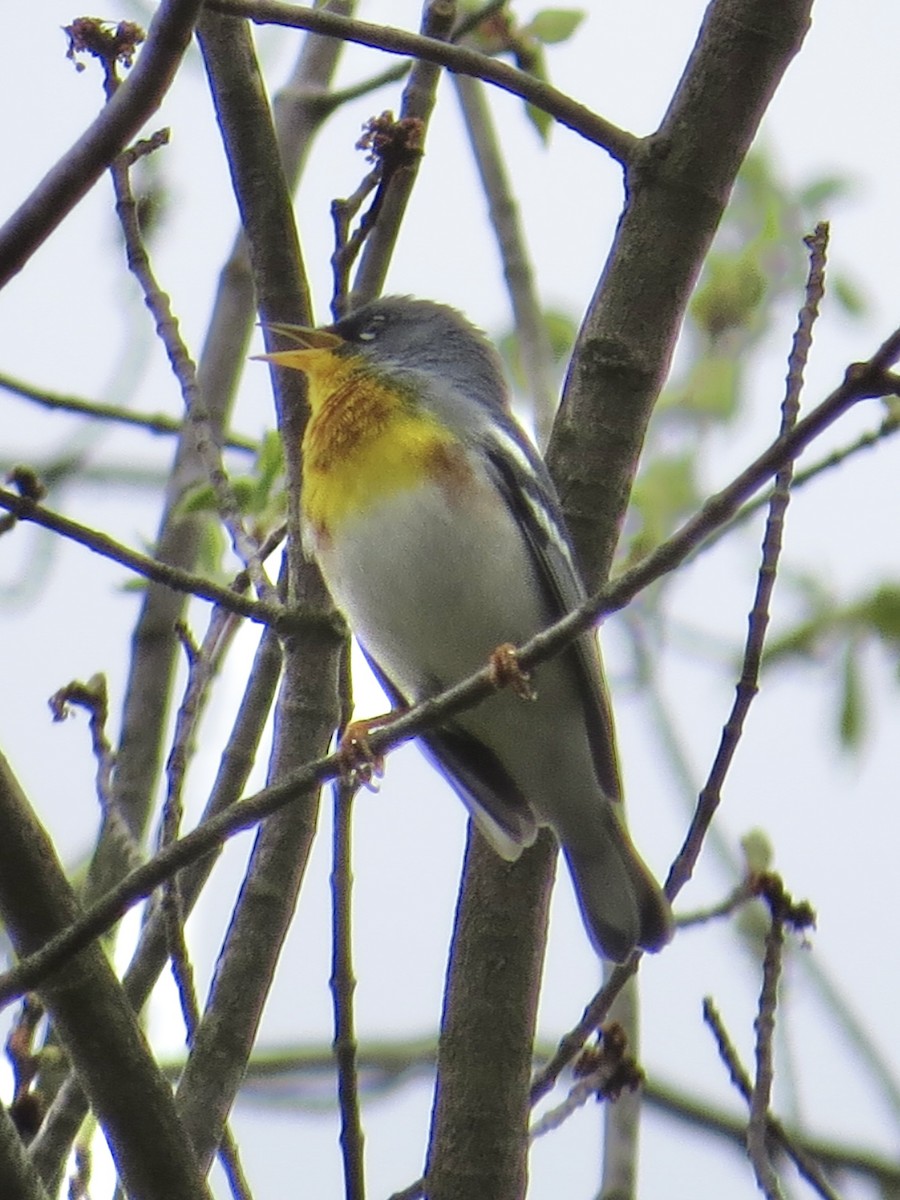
(331, 784, 366, 1199)
(47, 676, 143, 874)
(161, 610, 240, 1033)
(674, 879, 758, 930)
(736, 225, 832, 1193)
(331, 165, 383, 314)
(748, 916, 787, 1200)
(108, 113, 275, 602)
(0, 487, 289, 628)
(530, 1024, 641, 1140)
(303, 61, 411, 110)
(153, 617, 259, 1200)
(330, 645, 366, 1200)
(205, 0, 637, 162)
(0, 373, 257, 452)
(348, 0, 457, 311)
(665, 223, 829, 900)
(703, 999, 843, 1200)
(453, 72, 557, 444)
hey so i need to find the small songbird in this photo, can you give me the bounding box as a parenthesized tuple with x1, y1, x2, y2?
(259, 296, 672, 960)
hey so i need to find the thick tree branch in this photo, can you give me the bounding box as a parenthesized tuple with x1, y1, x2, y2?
(431, 8, 811, 1182)
(0, 1100, 51, 1200)
(0, 754, 210, 1200)
(173, 7, 343, 1172)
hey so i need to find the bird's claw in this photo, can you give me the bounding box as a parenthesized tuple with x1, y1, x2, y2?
(338, 718, 388, 791)
(489, 643, 537, 701)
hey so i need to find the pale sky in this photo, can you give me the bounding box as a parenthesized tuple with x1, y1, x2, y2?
(2, 2, 899, 1197)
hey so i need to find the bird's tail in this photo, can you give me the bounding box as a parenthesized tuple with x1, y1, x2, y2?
(562, 807, 672, 962)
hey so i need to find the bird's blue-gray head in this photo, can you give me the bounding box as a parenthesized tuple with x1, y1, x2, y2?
(327, 296, 510, 417)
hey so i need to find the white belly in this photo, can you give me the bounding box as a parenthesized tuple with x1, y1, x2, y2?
(316, 469, 548, 699)
(311, 467, 605, 840)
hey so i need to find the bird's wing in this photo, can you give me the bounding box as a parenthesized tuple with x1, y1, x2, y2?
(357, 644, 539, 858)
(481, 416, 623, 804)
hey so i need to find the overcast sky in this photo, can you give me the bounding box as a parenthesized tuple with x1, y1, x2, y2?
(2, 2, 899, 1197)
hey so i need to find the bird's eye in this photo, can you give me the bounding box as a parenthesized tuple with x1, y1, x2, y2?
(358, 313, 386, 342)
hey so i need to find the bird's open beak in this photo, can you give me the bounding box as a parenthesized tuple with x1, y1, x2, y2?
(253, 322, 344, 369)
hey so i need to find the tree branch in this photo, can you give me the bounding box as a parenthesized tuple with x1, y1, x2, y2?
(0, 372, 257, 452)
(347, 0, 456, 309)
(0, 754, 210, 1199)
(205, 0, 637, 160)
(172, 7, 343, 1172)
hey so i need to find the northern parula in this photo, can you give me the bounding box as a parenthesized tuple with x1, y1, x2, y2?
(261, 296, 672, 961)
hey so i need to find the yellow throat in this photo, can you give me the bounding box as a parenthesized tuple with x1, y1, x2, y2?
(264, 346, 461, 541)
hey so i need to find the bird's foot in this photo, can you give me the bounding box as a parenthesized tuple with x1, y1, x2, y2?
(489, 643, 537, 701)
(337, 716, 390, 791)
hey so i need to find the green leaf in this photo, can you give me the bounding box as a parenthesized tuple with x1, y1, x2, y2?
(176, 480, 219, 516)
(524, 8, 585, 44)
(860, 585, 900, 644)
(838, 641, 865, 749)
(797, 175, 852, 212)
(628, 453, 698, 557)
(741, 828, 773, 874)
(496, 307, 577, 389)
(832, 272, 867, 318)
(690, 252, 767, 337)
(680, 354, 742, 421)
(514, 43, 552, 141)
(196, 517, 228, 580)
(526, 100, 552, 143)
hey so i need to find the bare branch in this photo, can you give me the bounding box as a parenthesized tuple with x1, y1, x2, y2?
(453, 72, 557, 444)
(0, 373, 257, 452)
(748, 916, 787, 1200)
(331, 779, 366, 1200)
(0, 753, 211, 1199)
(0, 486, 287, 627)
(666, 223, 829, 898)
(48, 676, 142, 874)
(347, 0, 455, 310)
(703, 995, 842, 1200)
(0, 1098, 51, 1200)
(107, 119, 276, 599)
(205, 0, 637, 160)
(171, 7, 342, 1172)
